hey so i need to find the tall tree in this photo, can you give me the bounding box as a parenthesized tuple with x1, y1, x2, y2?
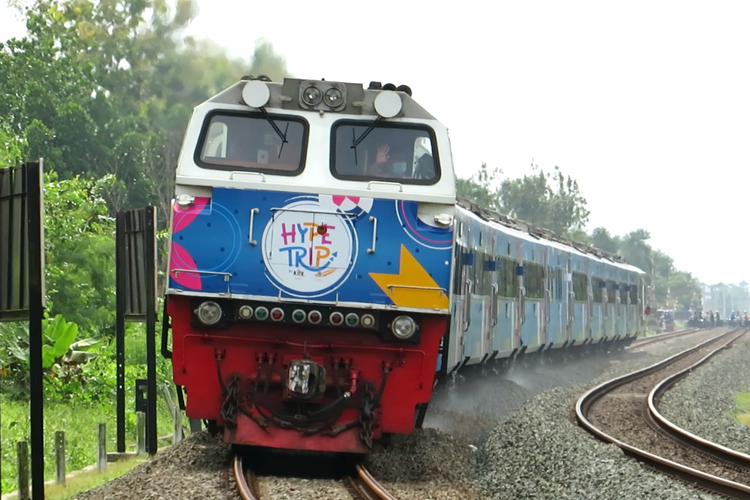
(617, 229, 653, 274)
(590, 227, 620, 254)
(455, 162, 502, 210)
(1, 0, 290, 223)
(248, 39, 290, 82)
(498, 160, 590, 235)
(667, 270, 701, 310)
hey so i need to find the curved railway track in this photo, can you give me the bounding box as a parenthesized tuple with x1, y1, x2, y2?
(576, 328, 750, 499)
(233, 453, 397, 500)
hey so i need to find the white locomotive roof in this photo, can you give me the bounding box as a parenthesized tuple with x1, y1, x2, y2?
(200, 78, 439, 121)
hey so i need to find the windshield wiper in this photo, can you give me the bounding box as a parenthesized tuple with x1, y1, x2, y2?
(259, 108, 289, 158)
(350, 116, 383, 165)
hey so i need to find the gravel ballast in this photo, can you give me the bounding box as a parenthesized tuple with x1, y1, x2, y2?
(658, 332, 750, 456)
(69, 329, 741, 500)
(470, 330, 734, 500)
(72, 431, 237, 500)
(366, 428, 482, 499)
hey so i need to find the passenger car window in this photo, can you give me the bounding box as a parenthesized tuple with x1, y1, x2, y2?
(331, 121, 439, 184)
(196, 112, 307, 174)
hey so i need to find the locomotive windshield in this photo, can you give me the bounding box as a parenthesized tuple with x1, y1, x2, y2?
(331, 121, 440, 184)
(195, 111, 307, 174)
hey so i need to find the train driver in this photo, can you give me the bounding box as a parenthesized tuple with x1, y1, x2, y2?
(367, 144, 412, 179)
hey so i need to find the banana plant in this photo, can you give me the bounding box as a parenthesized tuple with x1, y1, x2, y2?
(8, 315, 99, 369)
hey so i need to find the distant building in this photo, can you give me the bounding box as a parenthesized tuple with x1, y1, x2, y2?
(701, 281, 750, 317)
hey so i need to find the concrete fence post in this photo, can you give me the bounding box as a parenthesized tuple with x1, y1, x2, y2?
(136, 411, 146, 455)
(55, 430, 66, 485)
(97, 423, 107, 472)
(17, 441, 30, 500)
(173, 407, 183, 444)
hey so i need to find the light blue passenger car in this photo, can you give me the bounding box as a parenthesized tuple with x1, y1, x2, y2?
(440, 198, 646, 376)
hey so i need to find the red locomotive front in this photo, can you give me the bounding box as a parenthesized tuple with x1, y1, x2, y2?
(168, 296, 448, 453)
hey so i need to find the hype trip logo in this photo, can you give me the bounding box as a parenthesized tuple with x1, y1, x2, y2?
(261, 198, 359, 298)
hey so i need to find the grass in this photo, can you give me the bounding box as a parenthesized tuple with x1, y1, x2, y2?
(1, 395, 182, 496)
(736, 391, 750, 426)
(2, 456, 148, 500)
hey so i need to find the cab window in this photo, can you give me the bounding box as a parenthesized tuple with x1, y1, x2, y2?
(331, 121, 440, 184)
(195, 111, 307, 174)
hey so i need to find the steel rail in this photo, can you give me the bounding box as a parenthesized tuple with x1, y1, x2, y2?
(233, 454, 260, 500)
(576, 328, 750, 500)
(346, 464, 399, 500)
(648, 330, 750, 468)
(625, 328, 700, 349)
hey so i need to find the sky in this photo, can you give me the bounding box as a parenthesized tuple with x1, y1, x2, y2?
(2, 0, 749, 285)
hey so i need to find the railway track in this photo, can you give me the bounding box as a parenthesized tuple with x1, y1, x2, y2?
(233, 453, 397, 500)
(625, 327, 700, 349)
(576, 328, 750, 499)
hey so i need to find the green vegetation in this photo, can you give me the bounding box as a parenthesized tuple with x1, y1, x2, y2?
(1, 0, 289, 225)
(0, 2, 289, 493)
(457, 161, 702, 312)
(735, 391, 750, 426)
(0, 320, 181, 495)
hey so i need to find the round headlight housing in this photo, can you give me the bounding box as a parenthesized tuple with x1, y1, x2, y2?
(324, 87, 343, 107)
(391, 315, 416, 339)
(302, 86, 322, 106)
(196, 301, 222, 325)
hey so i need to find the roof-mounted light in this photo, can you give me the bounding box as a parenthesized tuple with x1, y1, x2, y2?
(301, 86, 322, 106)
(374, 90, 402, 118)
(297, 80, 347, 111)
(324, 87, 343, 107)
(242, 80, 270, 108)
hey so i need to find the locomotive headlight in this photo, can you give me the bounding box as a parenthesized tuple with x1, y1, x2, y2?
(391, 315, 416, 339)
(324, 87, 343, 107)
(301, 86, 322, 106)
(196, 301, 222, 325)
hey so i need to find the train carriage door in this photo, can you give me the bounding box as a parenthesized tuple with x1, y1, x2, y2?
(566, 254, 574, 342)
(447, 219, 471, 373)
(614, 279, 621, 338)
(484, 234, 499, 358)
(492, 249, 514, 354)
(465, 224, 485, 363)
(601, 276, 609, 339)
(460, 222, 477, 363)
(514, 238, 525, 349)
(624, 279, 632, 335)
(541, 246, 550, 345)
(640, 275, 647, 331)
(586, 260, 594, 340)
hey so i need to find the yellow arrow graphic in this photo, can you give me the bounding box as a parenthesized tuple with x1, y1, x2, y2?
(369, 245, 449, 310)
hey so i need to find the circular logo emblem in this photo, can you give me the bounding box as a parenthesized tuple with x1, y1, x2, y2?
(261, 199, 358, 298)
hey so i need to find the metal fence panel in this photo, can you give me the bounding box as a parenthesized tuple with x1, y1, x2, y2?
(115, 206, 158, 455)
(0, 163, 45, 321)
